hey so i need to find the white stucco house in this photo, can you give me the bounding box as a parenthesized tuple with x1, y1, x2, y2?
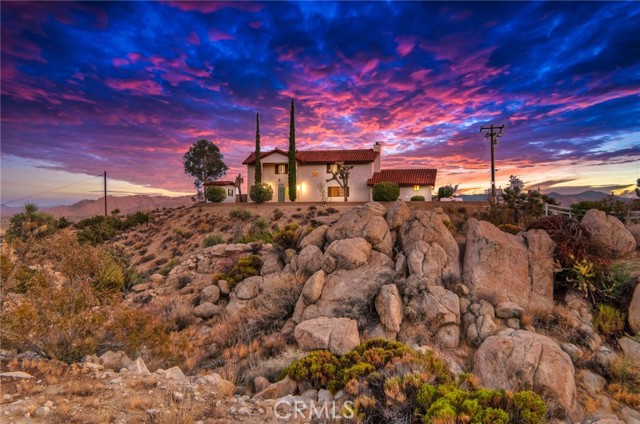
(242, 143, 437, 202)
(203, 180, 236, 203)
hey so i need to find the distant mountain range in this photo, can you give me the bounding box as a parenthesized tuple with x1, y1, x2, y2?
(459, 190, 611, 206)
(1, 195, 193, 219)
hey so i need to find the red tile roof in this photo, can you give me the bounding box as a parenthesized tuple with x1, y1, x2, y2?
(204, 180, 235, 186)
(367, 169, 437, 186)
(242, 148, 378, 165)
(241, 148, 288, 164)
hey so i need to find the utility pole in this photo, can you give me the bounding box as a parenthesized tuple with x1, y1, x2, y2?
(479, 124, 504, 204)
(103, 171, 107, 216)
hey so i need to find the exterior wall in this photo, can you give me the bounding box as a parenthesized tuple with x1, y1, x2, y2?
(398, 185, 433, 201)
(247, 161, 374, 202)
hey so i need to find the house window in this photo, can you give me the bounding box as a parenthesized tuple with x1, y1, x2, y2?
(311, 170, 318, 177)
(328, 186, 349, 198)
(227, 189, 234, 197)
(413, 185, 420, 191)
(275, 164, 288, 174)
(327, 163, 338, 174)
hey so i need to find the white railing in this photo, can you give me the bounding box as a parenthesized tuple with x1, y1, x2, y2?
(544, 203, 640, 221)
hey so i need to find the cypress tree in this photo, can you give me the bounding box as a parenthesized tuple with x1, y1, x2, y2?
(288, 99, 297, 201)
(254, 112, 262, 184)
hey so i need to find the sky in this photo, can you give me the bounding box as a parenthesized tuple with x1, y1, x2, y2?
(1, 1, 639, 206)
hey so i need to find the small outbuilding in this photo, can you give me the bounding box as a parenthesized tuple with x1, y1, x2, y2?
(204, 181, 236, 203)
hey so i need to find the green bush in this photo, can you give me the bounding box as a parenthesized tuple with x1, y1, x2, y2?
(249, 183, 273, 204)
(206, 186, 227, 203)
(75, 212, 150, 245)
(229, 209, 253, 221)
(5, 203, 61, 242)
(212, 254, 262, 287)
(372, 182, 400, 201)
(204, 234, 225, 247)
(437, 184, 457, 200)
(93, 253, 126, 292)
(411, 195, 425, 201)
(273, 223, 299, 251)
(594, 304, 625, 339)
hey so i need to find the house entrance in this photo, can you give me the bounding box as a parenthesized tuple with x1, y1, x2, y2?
(278, 185, 285, 202)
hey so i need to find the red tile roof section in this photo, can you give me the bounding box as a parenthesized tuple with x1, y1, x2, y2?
(204, 181, 235, 186)
(367, 169, 437, 186)
(242, 148, 288, 164)
(242, 148, 379, 165)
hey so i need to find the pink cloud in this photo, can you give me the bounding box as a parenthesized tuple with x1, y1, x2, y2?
(164, 1, 264, 14)
(105, 79, 164, 96)
(112, 58, 129, 67)
(208, 29, 235, 41)
(249, 21, 262, 29)
(395, 36, 416, 57)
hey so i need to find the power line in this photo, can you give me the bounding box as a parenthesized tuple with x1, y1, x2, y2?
(1, 175, 101, 206)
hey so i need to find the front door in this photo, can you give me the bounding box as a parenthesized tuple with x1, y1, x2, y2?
(278, 185, 285, 202)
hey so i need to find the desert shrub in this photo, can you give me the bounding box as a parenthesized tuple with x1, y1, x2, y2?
(609, 355, 640, 409)
(415, 385, 546, 424)
(5, 204, 61, 242)
(411, 195, 425, 201)
(571, 195, 630, 219)
(437, 184, 457, 200)
(286, 339, 437, 394)
(271, 208, 284, 221)
(196, 222, 212, 233)
(499, 223, 521, 235)
(214, 255, 261, 287)
(206, 186, 227, 203)
(229, 209, 253, 221)
(372, 182, 400, 201)
(594, 304, 625, 339)
(93, 253, 126, 292)
(236, 217, 273, 244)
(75, 211, 150, 245)
(249, 183, 273, 204)
(273, 223, 299, 251)
(204, 234, 224, 247)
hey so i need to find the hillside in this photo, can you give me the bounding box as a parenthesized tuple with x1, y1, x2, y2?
(1, 201, 639, 423)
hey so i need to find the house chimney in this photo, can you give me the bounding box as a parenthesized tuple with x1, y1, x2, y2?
(373, 142, 381, 172)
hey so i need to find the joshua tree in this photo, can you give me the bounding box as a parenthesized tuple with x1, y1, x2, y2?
(327, 162, 354, 202)
(235, 173, 244, 201)
(288, 99, 297, 201)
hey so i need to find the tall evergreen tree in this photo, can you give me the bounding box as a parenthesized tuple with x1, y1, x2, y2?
(254, 112, 262, 184)
(288, 99, 297, 201)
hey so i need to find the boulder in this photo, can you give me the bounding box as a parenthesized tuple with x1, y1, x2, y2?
(254, 376, 298, 400)
(297, 245, 324, 276)
(325, 202, 392, 255)
(200, 285, 221, 304)
(235, 276, 262, 300)
(100, 350, 132, 371)
(473, 330, 576, 415)
(629, 282, 640, 334)
(406, 240, 448, 285)
(294, 317, 360, 355)
(164, 366, 186, 381)
(627, 222, 640, 247)
(217, 279, 231, 295)
(577, 369, 606, 397)
(581, 209, 636, 258)
(0, 371, 34, 379)
(619, 336, 640, 365)
(261, 249, 283, 275)
(463, 220, 554, 311)
(299, 225, 329, 250)
(302, 270, 325, 305)
(128, 358, 150, 376)
(421, 285, 460, 327)
(375, 284, 404, 333)
(385, 201, 411, 231)
(193, 302, 220, 319)
(495, 302, 525, 319)
(302, 259, 395, 320)
(202, 373, 235, 396)
(399, 211, 460, 280)
(323, 238, 371, 273)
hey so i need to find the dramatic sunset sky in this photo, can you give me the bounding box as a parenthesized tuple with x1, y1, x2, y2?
(1, 1, 639, 206)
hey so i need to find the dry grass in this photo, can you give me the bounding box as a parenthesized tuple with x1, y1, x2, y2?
(128, 395, 155, 411)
